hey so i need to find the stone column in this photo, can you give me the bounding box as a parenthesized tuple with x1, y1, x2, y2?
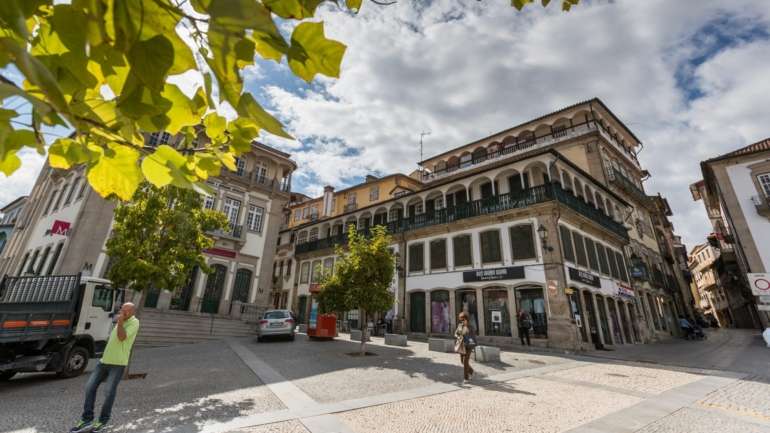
(538, 213, 577, 350)
(191, 266, 207, 312)
(218, 261, 236, 315)
(448, 289, 457, 336)
(602, 296, 617, 345)
(590, 292, 606, 346)
(475, 286, 486, 337)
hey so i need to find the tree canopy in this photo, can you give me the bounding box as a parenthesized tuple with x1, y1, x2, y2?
(0, 0, 579, 201)
(105, 183, 228, 296)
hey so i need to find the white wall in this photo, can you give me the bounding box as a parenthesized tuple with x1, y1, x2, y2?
(726, 162, 770, 271)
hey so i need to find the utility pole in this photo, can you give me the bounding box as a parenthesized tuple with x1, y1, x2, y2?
(419, 131, 431, 172)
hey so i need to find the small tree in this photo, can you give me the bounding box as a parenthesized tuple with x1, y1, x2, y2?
(317, 225, 395, 355)
(106, 183, 228, 308)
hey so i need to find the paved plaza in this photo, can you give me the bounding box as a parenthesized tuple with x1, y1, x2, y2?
(1, 329, 768, 433)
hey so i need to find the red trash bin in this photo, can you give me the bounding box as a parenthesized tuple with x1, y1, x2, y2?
(308, 313, 337, 340)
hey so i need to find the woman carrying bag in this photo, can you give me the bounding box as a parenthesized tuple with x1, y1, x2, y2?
(454, 312, 476, 381)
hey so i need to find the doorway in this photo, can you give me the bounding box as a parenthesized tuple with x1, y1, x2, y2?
(409, 292, 426, 333)
(202, 264, 227, 314)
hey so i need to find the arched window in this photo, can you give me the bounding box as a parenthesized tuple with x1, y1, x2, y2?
(309, 228, 319, 241)
(472, 147, 487, 163)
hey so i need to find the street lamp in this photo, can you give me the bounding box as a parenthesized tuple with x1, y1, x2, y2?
(538, 225, 553, 252)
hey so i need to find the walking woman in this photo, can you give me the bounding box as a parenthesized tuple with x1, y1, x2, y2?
(454, 312, 475, 381)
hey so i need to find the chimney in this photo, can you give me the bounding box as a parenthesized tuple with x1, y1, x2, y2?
(322, 185, 335, 216)
(365, 175, 378, 183)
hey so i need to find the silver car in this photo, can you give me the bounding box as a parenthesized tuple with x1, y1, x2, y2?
(257, 309, 296, 341)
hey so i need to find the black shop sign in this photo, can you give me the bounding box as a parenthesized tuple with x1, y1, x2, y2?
(568, 267, 601, 288)
(463, 266, 525, 283)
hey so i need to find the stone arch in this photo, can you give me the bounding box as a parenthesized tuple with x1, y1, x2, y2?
(468, 175, 495, 201)
(447, 155, 460, 171)
(522, 160, 550, 186)
(472, 146, 487, 163)
(494, 167, 524, 195)
(459, 151, 472, 168)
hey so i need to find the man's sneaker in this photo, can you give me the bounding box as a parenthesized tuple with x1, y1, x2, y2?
(91, 421, 107, 433)
(69, 420, 92, 433)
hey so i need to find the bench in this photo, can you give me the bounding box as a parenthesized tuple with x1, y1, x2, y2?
(384, 333, 407, 346)
(473, 345, 500, 362)
(428, 338, 455, 353)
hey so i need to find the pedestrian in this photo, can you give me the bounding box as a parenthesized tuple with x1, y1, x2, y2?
(385, 309, 394, 334)
(454, 312, 475, 381)
(70, 302, 140, 433)
(517, 309, 532, 346)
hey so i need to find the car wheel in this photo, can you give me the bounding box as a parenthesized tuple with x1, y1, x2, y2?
(58, 346, 89, 378)
(0, 371, 16, 381)
(289, 334, 295, 341)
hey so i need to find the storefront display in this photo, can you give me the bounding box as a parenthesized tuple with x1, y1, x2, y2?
(484, 288, 511, 336)
(456, 290, 479, 333)
(516, 286, 548, 338)
(430, 291, 450, 334)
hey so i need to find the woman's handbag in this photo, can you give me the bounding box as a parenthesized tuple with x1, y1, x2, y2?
(463, 334, 477, 351)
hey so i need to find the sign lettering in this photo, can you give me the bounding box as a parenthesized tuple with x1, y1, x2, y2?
(568, 267, 601, 288)
(462, 266, 525, 283)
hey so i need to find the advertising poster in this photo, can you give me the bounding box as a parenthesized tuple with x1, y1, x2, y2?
(309, 300, 319, 330)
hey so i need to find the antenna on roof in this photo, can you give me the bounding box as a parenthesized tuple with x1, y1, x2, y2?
(419, 131, 431, 172)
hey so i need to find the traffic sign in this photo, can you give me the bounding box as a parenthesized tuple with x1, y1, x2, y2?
(747, 273, 770, 296)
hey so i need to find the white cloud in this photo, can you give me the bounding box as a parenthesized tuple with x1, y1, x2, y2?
(260, 0, 770, 248)
(0, 149, 45, 209)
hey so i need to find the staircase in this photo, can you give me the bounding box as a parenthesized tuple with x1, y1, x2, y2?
(135, 309, 257, 347)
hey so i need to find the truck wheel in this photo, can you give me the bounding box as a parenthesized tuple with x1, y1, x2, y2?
(58, 346, 89, 378)
(0, 371, 16, 381)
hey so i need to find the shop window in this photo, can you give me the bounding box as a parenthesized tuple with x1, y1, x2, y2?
(509, 224, 535, 261)
(596, 296, 612, 344)
(596, 243, 610, 275)
(484, 288, 511, 336)
(453, 235, 472, 267)
(430, 291, 451, 334)
(573, 233, 588, 267)
(560, 226, 575, 263)
(300, 262, 310, 284)
(618, 302, 634, 343)
(410, 292, 426, 333)
(429, 239, 447, 270)
(615, 251, 629, 282)
(310, 260, 322, 283)
(584, 238, 600, 273)
(480, 230, 502, 263)
(408, 243, 424, 272)
(456, 290, 479, 333)
(607, 299, 624, 344)
(516, 287, 547, 338)
(569, 290, 588, 342)
(607, 248, 620, 279)
(582, 291, 600, 346)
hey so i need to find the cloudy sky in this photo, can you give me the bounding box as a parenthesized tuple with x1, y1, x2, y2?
(3, 0, 770, 250)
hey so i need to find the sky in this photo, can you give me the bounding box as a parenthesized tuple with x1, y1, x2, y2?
(2, 0, 770, 250)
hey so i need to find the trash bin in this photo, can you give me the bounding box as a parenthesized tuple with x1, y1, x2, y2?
(308, 313, 337, 340)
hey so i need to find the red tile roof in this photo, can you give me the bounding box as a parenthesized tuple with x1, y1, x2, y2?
(706, 138, 770, 162)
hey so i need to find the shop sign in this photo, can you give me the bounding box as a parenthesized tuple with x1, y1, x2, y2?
(462, 266, 524, 282)
(758, 295, 770, 303)
(46, 220, 71, 236)
(204, 247, 236, 258)
(747, 273, 770, 296)
(617, 284, 635, 299)
(758, 304, 770, 312)
(568, 267, 601, 288)
(490, 311, 502, 323)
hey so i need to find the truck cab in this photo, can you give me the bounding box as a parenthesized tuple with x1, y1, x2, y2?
(0, 274, 123, 380)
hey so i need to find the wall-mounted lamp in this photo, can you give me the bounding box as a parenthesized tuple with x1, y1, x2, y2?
(394, 252, 405, 277)
(537, 225, 554, 252)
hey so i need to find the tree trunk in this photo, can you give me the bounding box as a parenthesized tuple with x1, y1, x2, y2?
(360, 308, 367, 356)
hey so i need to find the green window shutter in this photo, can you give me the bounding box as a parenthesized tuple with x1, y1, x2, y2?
(573, 233, 588, 267)
(409, 243, 424, 272)
(453, 235, 472, 267)
(480, 230, 501, 263)
(510, 224, 536, 261)
(430, 239, 447, 270)
(560, 226, 574, 263)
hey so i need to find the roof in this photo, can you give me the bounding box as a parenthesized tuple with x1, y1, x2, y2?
(0, 196, 28, 212)
(704, 137, 770, 163)
(253, 141, 296, 168)
(420, 97, 642, 164)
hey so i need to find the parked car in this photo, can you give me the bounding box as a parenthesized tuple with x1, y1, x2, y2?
(257, 310, 296, 342)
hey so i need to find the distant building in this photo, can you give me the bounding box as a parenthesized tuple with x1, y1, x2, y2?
(0, 196, 28, 257)
(688, 243, 733, 327)
(692, 138, 770, 329)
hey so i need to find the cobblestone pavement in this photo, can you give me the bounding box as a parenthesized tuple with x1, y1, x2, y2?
(2, 331, 769, 433)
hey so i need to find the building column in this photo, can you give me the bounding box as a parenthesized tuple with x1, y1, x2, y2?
(424, 290, 431, 335)
(603, 297, 618, 345)
(508, 285, 519, 344)
(191, 262, 208, 312)
(448, 289, 457, 336)
(218, 261, 236, 315)
(475, 286, 486, 337)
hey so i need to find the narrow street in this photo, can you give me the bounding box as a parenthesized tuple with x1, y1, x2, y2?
(1, 330, 767, 433)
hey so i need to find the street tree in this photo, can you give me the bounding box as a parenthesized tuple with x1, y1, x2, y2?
(0, 0, 579, 198)
(105, 183, 228, 308)
(317, 225, 395, 355)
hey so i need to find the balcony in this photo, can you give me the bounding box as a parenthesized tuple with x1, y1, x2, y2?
(222, 170, 291, 193)
(421, 120, 640, 183)
(751, 195, 770, 218)
(209, 223, 244, 242)
(295, 183, 628, 254)
(607, 168, 649, 207)
(344, 203, 358, 213)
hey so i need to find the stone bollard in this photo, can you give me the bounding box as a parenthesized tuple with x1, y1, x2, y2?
(350, 330, 370, 342)
(156, 291, 172, 310)
(384, 333, 407, 346)
(428, 338, 455, 353)
(473, 345, 501, 362)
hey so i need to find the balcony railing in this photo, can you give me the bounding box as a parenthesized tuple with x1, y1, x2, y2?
(344, 203, 358, 212)
(295, 183, 628, 254)
(209, 223, 244, 241)
(421, 120, 640, 183)
(607, 168, 649, 206)
(223, 169, 291, 193)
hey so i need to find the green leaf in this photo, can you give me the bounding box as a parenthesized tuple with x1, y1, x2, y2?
(512, 0, 533, 10)
(288, 21, 346, 82)
(346, 0, 363, 12)
(160, 84, 206, 134)
(86, 142, 142, 200)
(0, 129, 35, 176)
(141, 144, 192, 188)
(127, 35, 175, 92)
(227, 117, 259, 154)
(203, 112, 227, 140)
(48, 137, 91, 169)
(263, 0, 323, 20)
(236, 93, 292, 139)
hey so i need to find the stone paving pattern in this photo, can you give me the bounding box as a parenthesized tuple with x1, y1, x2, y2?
(235, 420, 310, 433)
(634, 407, 770, 433)
(544, 363, 702, 395)
(698, 375, 770, 423)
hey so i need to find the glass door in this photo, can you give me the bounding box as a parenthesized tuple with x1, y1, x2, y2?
(409, 292, 426, 333)
(516, 287, 548, 338)
(484, 288, 511, 336)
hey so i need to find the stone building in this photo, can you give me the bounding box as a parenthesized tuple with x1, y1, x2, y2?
(688, 243, 733, 327)
(0, 196, 27, 258)
(0, 133, 295, 317)
(284, 98, 683, 350)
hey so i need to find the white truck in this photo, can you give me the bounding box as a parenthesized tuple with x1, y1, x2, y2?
(0, 274, 122, 380)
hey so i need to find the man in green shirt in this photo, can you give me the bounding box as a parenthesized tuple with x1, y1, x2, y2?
(70, 302, 140, 433)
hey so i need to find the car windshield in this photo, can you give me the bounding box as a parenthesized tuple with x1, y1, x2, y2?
(264, 311, 288, 319)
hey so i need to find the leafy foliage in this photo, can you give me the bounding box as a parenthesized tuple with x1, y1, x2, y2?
(105, 183, 228, 295)
(512, 0, 580, 12)
(317, 225, 394, 353)
(0, 0, 578, 199)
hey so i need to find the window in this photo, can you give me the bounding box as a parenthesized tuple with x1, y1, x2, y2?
(294, 210, 300, 221)
(148, 131, 171, 146)
(64, 178, 79, 205)
(758, 173, 770, 196)
(297, 231, 308, 244)
(347, 193, 356, 204)
(17, 252, 29, 276)
(302, 207, 309, 219)
(36, 246, 51, 275)
(560, 226, 575, 262)
(480, 230, 502, 263)
(608, 248, 620, 279)
(323, 258, 334, 275)
(309, 228, 319, 241)
(615, 251, 629, 282)
(584, 238, 600, 272)
(286, 260, 292, 276)
(46, 243, 64, 275)
(54, 185, 67, 211)
(430, 239, 447, 270)
(509, 224, 535, 261)
(596, 243, 610, 275)
(222, 197, 241, 225)
(246, 205, 265, 232)
(369, 186, 379, 202)
(27, 249, 40, 275)
(254, 162, 267, 183)
(92, 285, 114, 311)
(310, 260, 321, 283)
(235, 157, 246, 176)
(77, 177, 88, 199)
(203, 195, 216, 210)
(408, 243, 424, 272)
(300, 262, 310, 283)
(453, 235, 472, 267)
(44, 190, 58, 214)
(388, 207, 401, 221)
(573, 232, 588, 267)
(433, 196, 444, 210)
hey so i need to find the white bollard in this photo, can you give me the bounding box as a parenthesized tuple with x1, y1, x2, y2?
(763, 328, 770, 348)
